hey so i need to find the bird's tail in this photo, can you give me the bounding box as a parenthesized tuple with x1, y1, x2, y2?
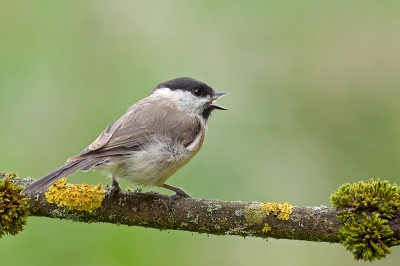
(21, 158, 103, 196)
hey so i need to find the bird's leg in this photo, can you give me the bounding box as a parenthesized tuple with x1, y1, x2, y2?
(108, 175, 122, 198)
(162, 183, 192, 206)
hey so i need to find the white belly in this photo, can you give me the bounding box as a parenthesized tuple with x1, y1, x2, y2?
(95, 131, 204, 187)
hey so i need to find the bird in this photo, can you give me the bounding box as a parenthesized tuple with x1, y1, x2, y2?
(21, 77, 228, 204)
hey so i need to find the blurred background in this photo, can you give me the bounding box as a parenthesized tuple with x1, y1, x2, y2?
(1, 1, 400, 265)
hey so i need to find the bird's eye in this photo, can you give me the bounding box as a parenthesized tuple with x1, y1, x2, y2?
(192, 88, 202, 97)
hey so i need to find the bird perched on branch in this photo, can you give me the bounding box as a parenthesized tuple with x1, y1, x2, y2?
(21, 77, 228, 205)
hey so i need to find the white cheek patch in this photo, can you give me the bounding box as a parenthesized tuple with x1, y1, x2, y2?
(152, 88, 209, 116)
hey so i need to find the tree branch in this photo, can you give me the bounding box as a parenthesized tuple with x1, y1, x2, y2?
(5, 176, 400, 243)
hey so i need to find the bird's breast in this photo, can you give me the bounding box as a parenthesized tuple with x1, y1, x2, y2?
(115, 125, 206, 187)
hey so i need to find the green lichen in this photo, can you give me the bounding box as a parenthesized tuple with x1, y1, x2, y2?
(243, 204, 264, 226)
(0, 172, 30, 238)
(206, 204, 222, 214)
(331, 179, 400, 261)
(339, 212, 399, 261)
(331, 179, 400, 219)
(189, 214, 199, 224)
(235, 209, 243, 217)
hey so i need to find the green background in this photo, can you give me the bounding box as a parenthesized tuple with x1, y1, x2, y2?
(1, 1, 400, 265)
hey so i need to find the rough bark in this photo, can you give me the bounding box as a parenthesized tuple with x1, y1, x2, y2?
(5, 177, 400, 243)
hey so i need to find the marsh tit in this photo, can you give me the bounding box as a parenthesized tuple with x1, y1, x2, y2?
(21, 77, 228, 204)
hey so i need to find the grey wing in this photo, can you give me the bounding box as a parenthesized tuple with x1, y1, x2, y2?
(67, 99, 201, 162)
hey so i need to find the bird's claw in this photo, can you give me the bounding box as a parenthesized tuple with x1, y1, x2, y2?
(168, 189, 192, 207)
(107, 176, 122, 200)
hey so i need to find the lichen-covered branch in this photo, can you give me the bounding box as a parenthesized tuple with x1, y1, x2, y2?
(1, 174, 400, 262)
(2, 175, 343, 241)
(1, 175, 397, 241)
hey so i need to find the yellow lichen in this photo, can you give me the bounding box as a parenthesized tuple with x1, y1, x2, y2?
(243, 204, 265, 225)
(45, 178, 105, 212)
(263, 202, 279, 215)
(220, 219, 227, 227)
(262, 202, 293, 220)
(277, 202, 293, 220)
(262, 223, 271, 233)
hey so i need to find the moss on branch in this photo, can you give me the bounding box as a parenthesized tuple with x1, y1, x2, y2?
(1, 173, 400, 262)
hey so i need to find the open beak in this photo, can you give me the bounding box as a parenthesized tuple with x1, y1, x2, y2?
(208, 92, 228, 110)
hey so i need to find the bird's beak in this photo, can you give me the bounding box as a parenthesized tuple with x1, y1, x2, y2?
(208, 92, 228, 110)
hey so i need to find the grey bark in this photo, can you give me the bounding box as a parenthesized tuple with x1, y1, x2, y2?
(5, 176, 400, 242)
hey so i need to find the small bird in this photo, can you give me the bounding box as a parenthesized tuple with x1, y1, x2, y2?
(21, 77, 228, 204)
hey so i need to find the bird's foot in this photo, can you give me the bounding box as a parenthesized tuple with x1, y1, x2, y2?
(107, 176, 122, 199)
(162, 184, 192, 207)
